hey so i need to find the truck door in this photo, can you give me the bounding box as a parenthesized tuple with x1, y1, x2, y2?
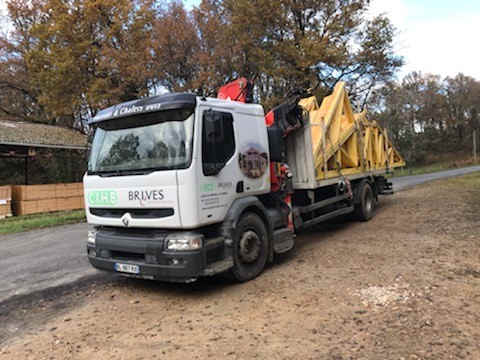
(197, 106, 270, 225)
(197, 108, 238, 224)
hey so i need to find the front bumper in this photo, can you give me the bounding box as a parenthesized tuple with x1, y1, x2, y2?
(88, 252, 204, 282)
(87, 228, 226, 282)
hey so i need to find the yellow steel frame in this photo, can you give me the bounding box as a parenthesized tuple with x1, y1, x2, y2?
(299, 82, 405, 181)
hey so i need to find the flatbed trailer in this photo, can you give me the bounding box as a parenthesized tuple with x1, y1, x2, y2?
(84, 80, 404, 283)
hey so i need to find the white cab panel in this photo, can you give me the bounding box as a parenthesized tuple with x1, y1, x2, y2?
(195, 99, 270, 226)
(84, 171, 182, 228)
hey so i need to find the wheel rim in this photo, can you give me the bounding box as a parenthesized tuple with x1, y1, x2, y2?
(238, 230, 261, 264)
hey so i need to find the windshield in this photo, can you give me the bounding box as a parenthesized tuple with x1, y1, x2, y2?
(88, 112, 194, 175)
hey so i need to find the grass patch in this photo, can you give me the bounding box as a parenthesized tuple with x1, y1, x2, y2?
(393, 159, 479, 177)
(444, 171, 480, 188)
(0, 210, 86, 235)
(446, 172, 480, 219)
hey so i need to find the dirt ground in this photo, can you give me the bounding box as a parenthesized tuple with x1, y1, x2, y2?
(1, 173, 479, 360)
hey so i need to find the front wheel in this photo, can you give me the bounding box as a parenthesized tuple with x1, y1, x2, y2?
(230, 212, 269, 282)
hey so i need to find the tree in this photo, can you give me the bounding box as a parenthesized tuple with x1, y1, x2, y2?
(372, 71, 480, 164)
(0, 0, 47, 124)
(1, 0, 403, 126)
(444, 74, 480, 144)
(1, 0, 156, 130)
(186, 0, 403, 108)
(152, 1, 200, 92)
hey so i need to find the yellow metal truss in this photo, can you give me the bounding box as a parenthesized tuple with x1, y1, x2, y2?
(299, 82, 405, 181)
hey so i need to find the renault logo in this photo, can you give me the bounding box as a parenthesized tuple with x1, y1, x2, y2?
(121, 213, 132, 227)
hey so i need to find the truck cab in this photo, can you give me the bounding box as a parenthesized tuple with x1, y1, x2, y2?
(85, 93, 286, 282)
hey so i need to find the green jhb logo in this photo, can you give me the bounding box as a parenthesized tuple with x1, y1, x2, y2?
(201, 183, 215, 192)
(88, 190, 118, 206)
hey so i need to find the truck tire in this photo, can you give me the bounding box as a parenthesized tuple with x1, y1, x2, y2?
(230, 212, 269, 282)
(354, 180, 375, 221)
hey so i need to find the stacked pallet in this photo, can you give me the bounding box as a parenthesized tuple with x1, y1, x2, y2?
(12, 183, 85, 216)
(0, 186, 12, 219)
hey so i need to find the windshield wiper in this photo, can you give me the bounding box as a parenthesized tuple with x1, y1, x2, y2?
(88, 169, 123, 177)
(89, 166, 178, 177)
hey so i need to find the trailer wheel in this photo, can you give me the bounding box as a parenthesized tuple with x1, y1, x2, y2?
(230, 212, 269, 282)
(354, 181, 375, 221)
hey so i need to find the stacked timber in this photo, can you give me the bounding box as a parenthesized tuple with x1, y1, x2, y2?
(12, 183, 84, 216)
(0, 185, 12, 219)
(288, 82, 405, 189)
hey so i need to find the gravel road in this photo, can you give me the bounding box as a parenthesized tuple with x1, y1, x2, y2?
(0, 223, 100, 304)
(0, 166, 479, 305)
(391, 165, 480, 191)
(2, 170, 479, 359)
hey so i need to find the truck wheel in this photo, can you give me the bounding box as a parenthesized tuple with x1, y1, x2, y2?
(230, 212, 269, 282)
(354, 181, 375, 221)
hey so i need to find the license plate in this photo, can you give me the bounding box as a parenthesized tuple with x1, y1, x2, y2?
(114, 263, 140, 274)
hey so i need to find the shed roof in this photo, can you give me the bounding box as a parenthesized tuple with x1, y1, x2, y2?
(0, 120, 88, 150)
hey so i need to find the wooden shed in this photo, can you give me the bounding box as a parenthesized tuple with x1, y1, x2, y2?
(0, 120, 88, 184)
(0, 120, 88, 216)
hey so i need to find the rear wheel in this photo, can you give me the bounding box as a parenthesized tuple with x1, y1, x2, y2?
(354, 181, 375, 221)
(230, 212, 269, 282)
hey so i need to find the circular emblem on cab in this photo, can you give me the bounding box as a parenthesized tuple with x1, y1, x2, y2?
(121, 212, 132, 227)
(238, 145, 268, 179)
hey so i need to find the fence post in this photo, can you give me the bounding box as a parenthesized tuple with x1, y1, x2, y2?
(474, 130, 477, 164)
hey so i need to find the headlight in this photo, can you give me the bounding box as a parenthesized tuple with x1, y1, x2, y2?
(87, 230, 96, 245)
(166, 233, 203, 251)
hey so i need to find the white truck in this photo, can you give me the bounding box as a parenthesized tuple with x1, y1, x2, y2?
(84, 80, 404, 282)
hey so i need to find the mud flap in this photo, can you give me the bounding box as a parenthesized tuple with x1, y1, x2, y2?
(272, 228, 295, 254)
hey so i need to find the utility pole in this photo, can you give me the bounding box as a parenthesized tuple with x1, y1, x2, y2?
(474, 129, 477, 164)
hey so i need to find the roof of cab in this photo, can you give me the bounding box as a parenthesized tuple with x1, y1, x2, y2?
(89, 92, 266, 125)
(89, 93, 196, 125)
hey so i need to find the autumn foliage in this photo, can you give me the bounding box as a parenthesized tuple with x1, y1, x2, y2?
(372, 72, 480, 164)
(0, 0, 402, 130)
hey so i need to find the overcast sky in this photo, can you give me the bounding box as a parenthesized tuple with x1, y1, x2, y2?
(184, 0, 480, 81)
(0, 1, 8, 33)
(368, 0, 480, 80)
(1, 0, 479, 80)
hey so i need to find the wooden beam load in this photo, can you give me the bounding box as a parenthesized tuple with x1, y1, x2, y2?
(298, 82, 405, 181)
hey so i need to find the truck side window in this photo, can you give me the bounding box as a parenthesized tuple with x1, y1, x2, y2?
(202, 110, 235, 176)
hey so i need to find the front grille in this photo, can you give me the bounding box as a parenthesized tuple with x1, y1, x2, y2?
(110, 250, 145, 262)
(99, 227, 169, 239)
(90, 208, 174, 219)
